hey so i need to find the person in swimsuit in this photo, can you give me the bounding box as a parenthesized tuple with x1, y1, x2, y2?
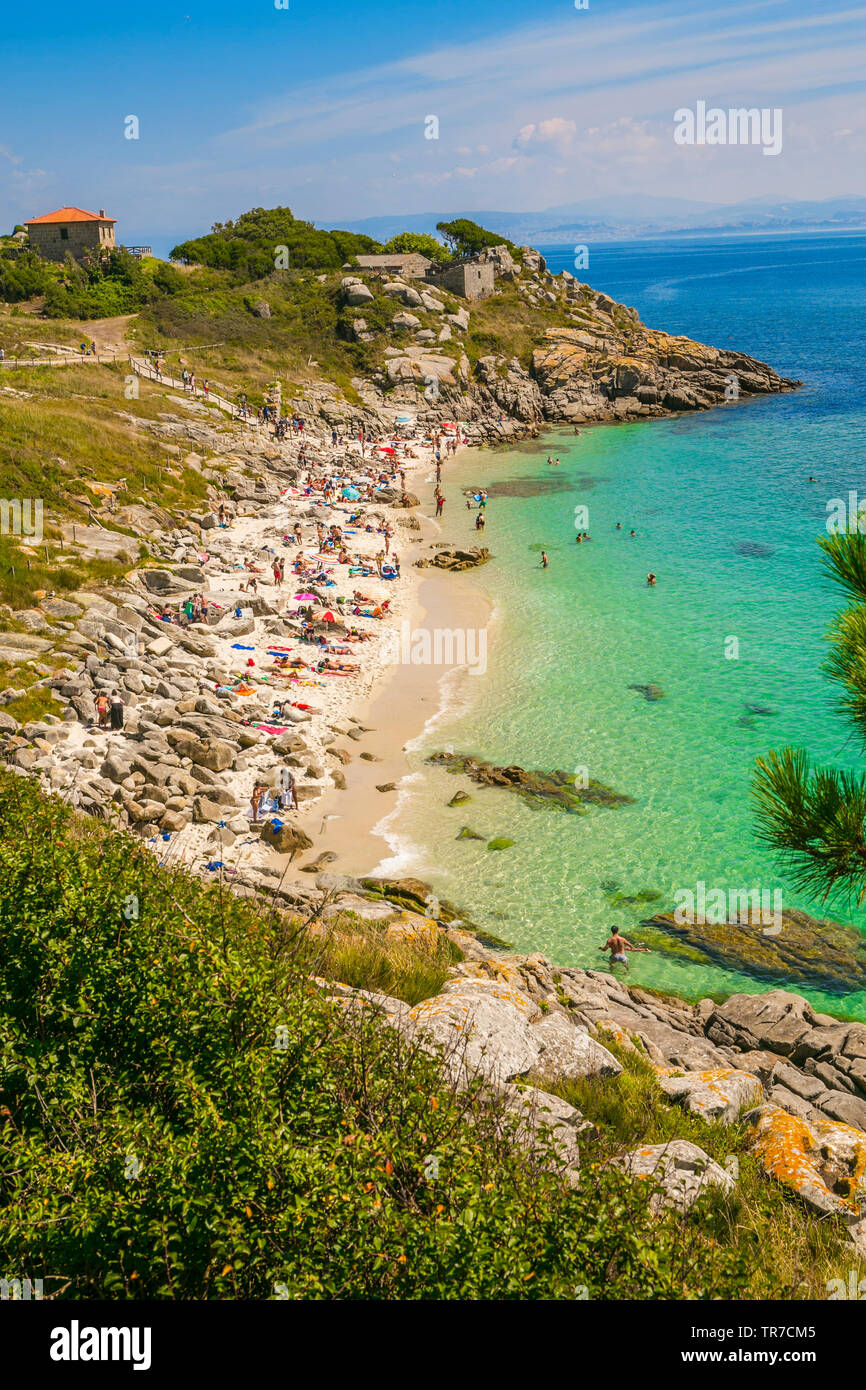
(599, 930, 650, 968)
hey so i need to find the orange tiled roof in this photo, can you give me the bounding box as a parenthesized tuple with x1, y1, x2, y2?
(25, 207, 116, 226)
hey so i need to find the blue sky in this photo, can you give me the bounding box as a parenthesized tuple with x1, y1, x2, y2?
(2, 0, 865, 251)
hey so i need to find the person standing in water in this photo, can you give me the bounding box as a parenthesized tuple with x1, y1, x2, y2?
(540, 551, 549, 568)
(599, 930, 649, 969)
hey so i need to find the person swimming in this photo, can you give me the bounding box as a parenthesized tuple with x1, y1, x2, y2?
(647, 572, 657, 586)
(616, 522, 623, 530)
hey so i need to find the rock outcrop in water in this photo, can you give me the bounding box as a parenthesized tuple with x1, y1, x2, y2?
(640, 904, 866, 994)
(426, 751, 634, 810)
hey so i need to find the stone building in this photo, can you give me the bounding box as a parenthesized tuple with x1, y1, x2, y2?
(425, 259, 495, 301)
(24, 206, 116, 262)
(354, 252, 432, 279)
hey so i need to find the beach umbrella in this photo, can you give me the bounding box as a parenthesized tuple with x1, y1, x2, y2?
(341, 486, 361, 500)
(394, 414, 414, 423)
(322, 611, 336, 622)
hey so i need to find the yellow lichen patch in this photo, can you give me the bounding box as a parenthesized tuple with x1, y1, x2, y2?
(444, 977, 536, 1017)
(689, 1068, 762, 1105)
(384, 912, 440, 953)
(748, 1105, 866, 1214)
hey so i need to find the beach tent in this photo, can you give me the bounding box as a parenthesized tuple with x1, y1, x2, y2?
(321, 611, 336, 623)
(341, 486, 361, 500)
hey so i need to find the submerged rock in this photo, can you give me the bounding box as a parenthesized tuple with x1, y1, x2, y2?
(628, 683, 665, 702)
(643, 905, 866, 993)
(447, 790, 472, 806)
(487, 837, 515, 851)
(456, 826, 485, 841)
(735, 541, 775, 558)
(427, 751, 634, 811)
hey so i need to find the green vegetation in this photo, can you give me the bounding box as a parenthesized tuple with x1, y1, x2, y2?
(754, 530, 866, 902)
(296, 914, 460, 1006)
(0, 245, 187, 320)
(1, 773, 761, 1300)
(171, 207, 382, 279)
(539, 1036, 862, 1300)
(0, 361, 210, 607)
(436, 217, 521, 260)
(382, 231, 450, 265)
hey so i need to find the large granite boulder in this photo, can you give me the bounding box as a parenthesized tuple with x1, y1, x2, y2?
(659, 1067, 763, 1123)
(615, 1140, 734, 1216)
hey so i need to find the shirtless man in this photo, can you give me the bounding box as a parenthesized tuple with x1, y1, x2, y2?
(599, 930, 650, 968)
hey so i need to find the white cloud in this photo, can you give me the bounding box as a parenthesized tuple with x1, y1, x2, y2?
(515, 118, 578, 153)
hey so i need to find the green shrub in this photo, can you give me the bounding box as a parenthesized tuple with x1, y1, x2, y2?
(0, 774, 750, 1300)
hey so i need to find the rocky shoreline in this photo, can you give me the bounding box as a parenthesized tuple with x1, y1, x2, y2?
(315, 880, 866, 1249)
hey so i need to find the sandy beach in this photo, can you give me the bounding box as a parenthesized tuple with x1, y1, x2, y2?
(32, 414, 500, 893)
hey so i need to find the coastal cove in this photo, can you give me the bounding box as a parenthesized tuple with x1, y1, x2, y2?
(374, 232, 866, 1020)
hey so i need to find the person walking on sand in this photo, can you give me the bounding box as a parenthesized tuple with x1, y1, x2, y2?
(599, 929, 650, 969)
(109, 690, 124, 731)
(435, 492, 445, 518)
(475, 511, 485, 532)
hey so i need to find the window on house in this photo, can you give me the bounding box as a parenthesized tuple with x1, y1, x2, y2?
(60, 228, 69, 240)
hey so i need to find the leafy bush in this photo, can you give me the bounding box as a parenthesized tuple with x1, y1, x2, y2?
(0, 250, 53, 304)
(171, 207, 382, 281)
(0, 774, 750, 1300)
(382, 232, 450, 265)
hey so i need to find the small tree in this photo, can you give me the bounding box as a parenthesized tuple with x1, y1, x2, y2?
(753, 530, 866, 902)
(382, 232, 449, 265)
(435, 218, 518, 259)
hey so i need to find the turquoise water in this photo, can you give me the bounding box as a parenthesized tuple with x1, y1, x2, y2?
(383, 232, 866, 1016)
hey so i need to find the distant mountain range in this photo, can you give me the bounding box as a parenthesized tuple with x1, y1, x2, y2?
(335, 195, 866, 246)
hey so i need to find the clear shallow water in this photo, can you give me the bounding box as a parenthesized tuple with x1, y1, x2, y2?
(381, 232, 866, 1016)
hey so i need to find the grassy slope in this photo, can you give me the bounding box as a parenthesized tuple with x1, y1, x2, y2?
(0, 357, 216, 610)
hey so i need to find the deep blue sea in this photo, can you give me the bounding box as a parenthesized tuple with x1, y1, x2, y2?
(379, 232, 866, 1016)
